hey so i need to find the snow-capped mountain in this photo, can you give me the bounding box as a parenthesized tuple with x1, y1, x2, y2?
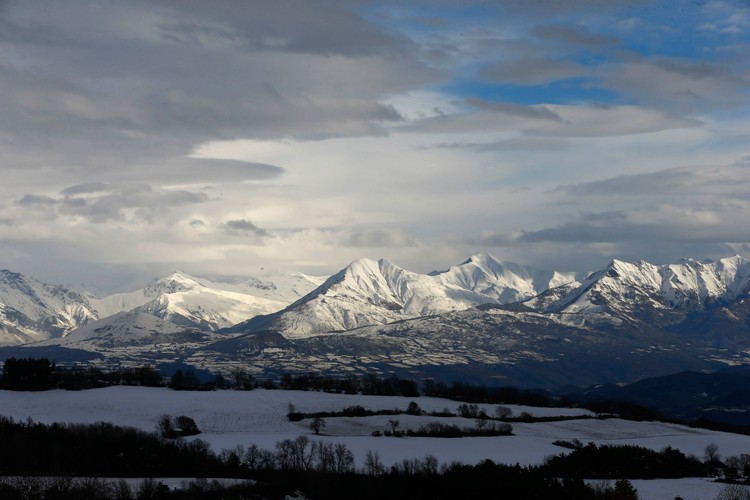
(0, 270, 99, 345)
(51, 310, 214, 350)
(93, 272, 288, 332)
(525, 255, 750, 329)
(5, 253, 750, 389)
(436, 253, 576, 303)
(227, 254, 576, 338)
(0, 269, 325, 347)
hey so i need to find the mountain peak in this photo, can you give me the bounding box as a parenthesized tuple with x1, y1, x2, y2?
(144, 271, 204, 297)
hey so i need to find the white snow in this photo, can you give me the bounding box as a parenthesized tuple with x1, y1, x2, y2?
(527, 255, 750, 327)
(2, 386, 748, 473)
(248, 254, 577, 338)
(594, 478, 749, 500)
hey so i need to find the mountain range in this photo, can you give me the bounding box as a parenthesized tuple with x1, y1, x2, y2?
(2, 253, 750, 389)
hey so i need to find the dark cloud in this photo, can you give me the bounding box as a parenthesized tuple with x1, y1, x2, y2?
(16, 194, 57, 206)
(18, 184, 209, 223)
(152, 0, 414, 57)
(555, 165, 750, 197)
(519, 204, 750, 244)
(60, 183, 112, 196)
(519, 212, 650, 243)
(599, 56, 750, 112)
(223, 219, 270, 237)
(0, 0, 430, 181)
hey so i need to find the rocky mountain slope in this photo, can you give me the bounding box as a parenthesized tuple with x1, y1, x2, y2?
(227, 253, 575, 338)
(524, 255, 750, 334)
(0, 269, 324, 347)
(0, 270, 99, 345)
(4, 254, 750, 389)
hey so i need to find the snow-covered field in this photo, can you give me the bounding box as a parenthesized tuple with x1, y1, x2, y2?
(627, 478, 743, 500)
(3, 386, 750, 499)
(2, 386, 749, 465)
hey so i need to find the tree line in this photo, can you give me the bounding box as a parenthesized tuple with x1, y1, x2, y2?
(6, 414, 750, 499)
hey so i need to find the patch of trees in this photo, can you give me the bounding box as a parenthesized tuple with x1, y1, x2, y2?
(1, 357, 55, 390)
(0, 415, 225, 477)
(287, 403, 411, 422)
(168, 369, 203, 390)
(379, 421, 513, 438)
(249, 459, 612, 500)
(157, 414, 201, 438)
(0, 415, 727, 500)
(0, 358, 163, 391)
(280, 372, 419, 397)
(0, 476, 257, 500)
(541, 442, 708, 479)
(583, 399, 667, 422)
(422, 379, 565, 407)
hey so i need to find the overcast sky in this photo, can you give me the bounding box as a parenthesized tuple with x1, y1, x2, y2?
(2, 0, 750, 291)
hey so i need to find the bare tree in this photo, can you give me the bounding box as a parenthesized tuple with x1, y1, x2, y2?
(156, 414, 173, 438)
(309, 416, 326, 435)
(388, 418, 400, 434)
(244, 444, 263, 471)
(705, 443, 721, 463)
(314, 442, 336, 473)
(495, 405, 512, 419)
(364, 450, 385, 476)
(334, 443, 355, 473)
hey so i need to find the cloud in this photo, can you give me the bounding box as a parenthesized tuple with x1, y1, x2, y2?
(152, 0, 414, 58)
(479, 58, 588, 85)
(424, 137, 571, 152)
(16, 194, 57, 207)
(599, 57, 750, 112)
(222, 218, 270, 237)
(60, 183, 112, 196)
(343, 229, 416, 248)
(532, 24, 619, 48)
(466, 99, 563, 121)
(0, 0, 748, 289)
(0, 0, 433, 181)
(554, 164, 750, 198)
(406, 101, 698, 137)
(519, 197, 750, 245)
(17, 184, 209, 224)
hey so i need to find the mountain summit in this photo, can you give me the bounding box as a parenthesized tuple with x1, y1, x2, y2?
(227, 254, 576, 338)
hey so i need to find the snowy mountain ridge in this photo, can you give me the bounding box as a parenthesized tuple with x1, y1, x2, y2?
(0, 269, 324, 346)
(3, 254, 750, 387)
(525, 255, 750, 327)
(0, 270, 99, 345)
(228, 253, 577, 338)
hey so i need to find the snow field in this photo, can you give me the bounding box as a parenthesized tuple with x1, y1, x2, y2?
(2, 386, 749, 470)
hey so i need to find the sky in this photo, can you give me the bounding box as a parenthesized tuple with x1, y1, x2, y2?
(1, 0, 750, 292)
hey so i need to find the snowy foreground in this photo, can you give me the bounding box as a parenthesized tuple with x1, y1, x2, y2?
(2, 386, 750, 499)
